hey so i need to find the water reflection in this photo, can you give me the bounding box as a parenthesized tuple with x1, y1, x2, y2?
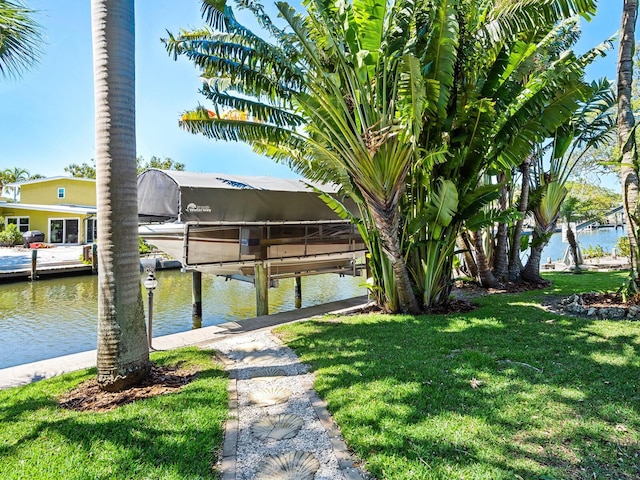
(0, 270, 365, 369)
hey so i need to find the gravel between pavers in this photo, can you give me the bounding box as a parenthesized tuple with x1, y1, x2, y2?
(211, 330, 367, 480)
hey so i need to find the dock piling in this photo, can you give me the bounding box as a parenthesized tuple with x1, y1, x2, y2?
(192, 270, 202, 317)
(30, 249, 38, 280)
(295, 276, 302, 309)
(255, 262, 269, 316)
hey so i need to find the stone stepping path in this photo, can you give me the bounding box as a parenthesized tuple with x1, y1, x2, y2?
(251, 414, 304, 441)
(256, 451, 320, 479)
(212, 332, 366, 480)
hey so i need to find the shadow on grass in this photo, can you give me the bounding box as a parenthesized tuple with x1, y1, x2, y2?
(0, 349, 228, 479)
(277, 278, 640, 479)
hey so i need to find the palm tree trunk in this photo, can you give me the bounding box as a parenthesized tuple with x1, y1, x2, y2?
(521, 231, 546, 283)
(509, 158, 531, 281)
(619, 0, 640, 278)
(566, 225, 581, 273)
(472, 230, 499, 288)
(457, 231, 478, 278)
(369, 204, 421, 315)
(92, 0, 150, 391)
(493, 173, 509, 281)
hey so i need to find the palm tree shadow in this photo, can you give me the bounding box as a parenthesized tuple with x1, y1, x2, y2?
(0, 358, 227, 477)
(280, 299, 640, 478)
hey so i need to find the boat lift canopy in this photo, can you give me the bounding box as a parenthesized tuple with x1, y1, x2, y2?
(138, 169, 352, 224)
(137, 169, 366, 278)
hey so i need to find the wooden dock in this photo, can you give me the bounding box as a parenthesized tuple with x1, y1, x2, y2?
(0, 246, 94, 282)
(0, 260, 93, 282)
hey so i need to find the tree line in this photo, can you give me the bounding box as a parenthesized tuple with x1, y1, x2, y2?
(0, 157, 184, 198)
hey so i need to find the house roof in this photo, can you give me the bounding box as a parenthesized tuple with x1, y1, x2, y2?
(3, 176, 95, 188)
(0, 202, 96, 215)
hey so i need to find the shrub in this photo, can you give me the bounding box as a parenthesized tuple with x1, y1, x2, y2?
(616, 236, 631, 260)
(139, 237, 155, 255)
(582, 244, 606, 259)
(0, 223, 23, 246)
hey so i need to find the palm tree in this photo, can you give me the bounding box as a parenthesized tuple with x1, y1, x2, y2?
(619, 0, 640, 291)
(167, 0, 423, 313)
(0, 0, 42, 79)
(91, 0, 149, 391)
(522, 79, 616, 282)
(1, 166, 31, 199)
(405, 3, 601, 302)
(167, 0, 600, 310)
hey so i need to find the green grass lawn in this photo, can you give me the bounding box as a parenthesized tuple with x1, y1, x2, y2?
(0, 348, 227, 480)
(275, 271, 640, 480)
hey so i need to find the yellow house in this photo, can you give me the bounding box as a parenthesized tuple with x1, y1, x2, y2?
(0, 177, 96, 245)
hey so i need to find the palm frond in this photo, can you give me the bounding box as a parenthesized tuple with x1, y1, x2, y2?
(486, 0, 597, 43)
(179, 108, 297, 145)
(200, 83, 303, 126)
(0, 0, 42, 78)
(200, 0, 227, 30)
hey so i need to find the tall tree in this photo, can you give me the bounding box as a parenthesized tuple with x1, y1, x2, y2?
(136, 155, 185, 174)
(0, 0, 41, 79)
(65, 161, 97, 179)
(1, 166, 34, 199)
(91, 0, 149, 391)
(619, 0, 640, 290)
(167, 0, 599, 311)
(65, 156, 185, 179)
(521, 78, 616, 282)
(167, 0, 423, 313)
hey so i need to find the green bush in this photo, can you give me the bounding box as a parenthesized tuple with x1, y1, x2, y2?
(139, 236, 155, 255)
(616, 236, 631, 259)
(0, 223, 23, 246)
(582, 244, 606, 259)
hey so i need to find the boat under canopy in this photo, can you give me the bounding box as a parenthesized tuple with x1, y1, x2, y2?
(138, 169, 366, 277)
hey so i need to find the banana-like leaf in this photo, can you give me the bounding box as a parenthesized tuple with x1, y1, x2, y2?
(408, 178, 458, 237)
(424, 0, 458, 122)
(353, 0, 386, 76)
(422, 178, 459, 238)
(465, 208, 523, 232)
(457, 182, 502, 220)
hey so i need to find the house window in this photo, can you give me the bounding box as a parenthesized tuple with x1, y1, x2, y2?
(57, 187, 65, 199)
(86, 218, 97, 243)
(49, 218, 79, 244)
(6, 217, 29, 233)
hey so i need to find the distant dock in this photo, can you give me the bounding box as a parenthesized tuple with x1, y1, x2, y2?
(0, 245, 180, 283)
(0, 246, 92, 282)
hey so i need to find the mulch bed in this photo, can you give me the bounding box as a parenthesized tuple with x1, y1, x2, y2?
(580, 291, 632, 308)
(58, 363, 199, 412)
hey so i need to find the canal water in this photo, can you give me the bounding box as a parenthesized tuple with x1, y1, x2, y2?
(0, 271, 365, 370)
(541, 226, 627, 261)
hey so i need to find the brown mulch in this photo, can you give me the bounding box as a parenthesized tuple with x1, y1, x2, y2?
(424, 298, 479, 314)
(580, 291, 632, 309)
(58, 363, 199, 413)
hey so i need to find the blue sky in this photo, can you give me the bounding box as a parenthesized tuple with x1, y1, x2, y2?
(0, 1, 624, 182)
